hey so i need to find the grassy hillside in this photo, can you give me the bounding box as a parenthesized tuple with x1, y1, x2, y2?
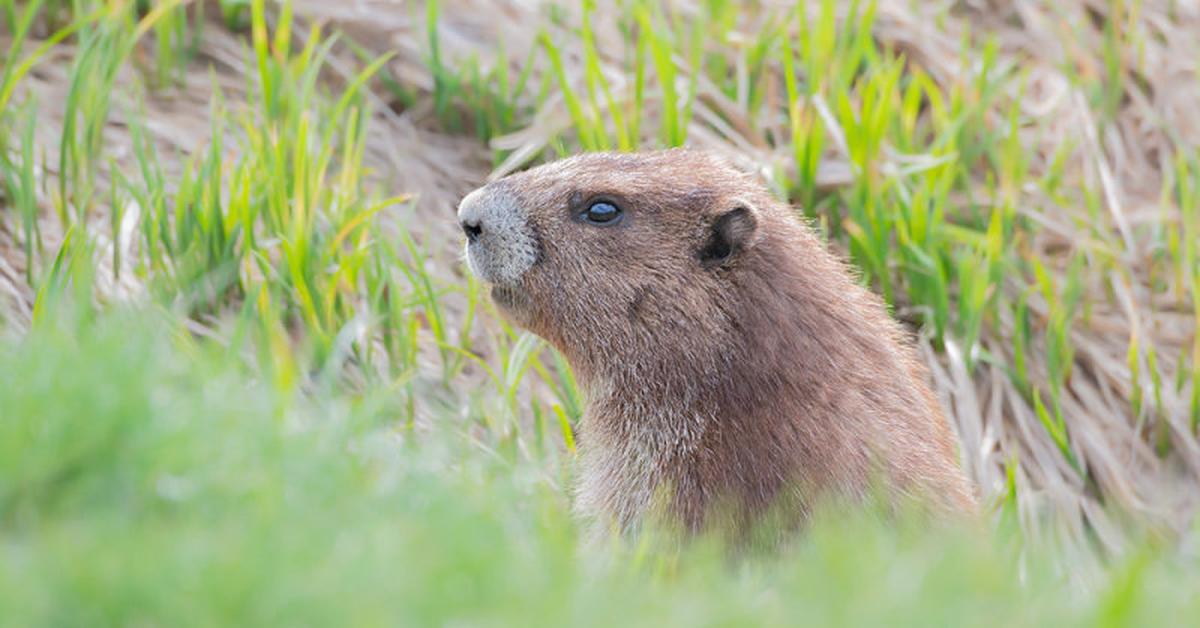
(2, 0, 1199, 624)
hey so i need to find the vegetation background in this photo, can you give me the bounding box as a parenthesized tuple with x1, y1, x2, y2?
(2, 0, 1199, 624)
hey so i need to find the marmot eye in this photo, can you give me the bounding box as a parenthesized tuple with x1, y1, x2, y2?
(583, 201, 622, 225)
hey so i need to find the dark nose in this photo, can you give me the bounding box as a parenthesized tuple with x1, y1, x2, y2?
(461, 218, 483, 243)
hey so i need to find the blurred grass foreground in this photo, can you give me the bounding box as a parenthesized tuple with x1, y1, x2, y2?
(2, 0, 1200, 625)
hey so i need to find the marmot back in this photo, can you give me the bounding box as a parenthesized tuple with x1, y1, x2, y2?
(457, 149, 977, 537)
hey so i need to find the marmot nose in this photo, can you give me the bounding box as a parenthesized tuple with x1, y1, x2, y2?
(461, 218, 483, 243)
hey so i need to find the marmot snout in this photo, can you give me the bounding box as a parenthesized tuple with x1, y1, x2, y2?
(457, 149, 977, 537)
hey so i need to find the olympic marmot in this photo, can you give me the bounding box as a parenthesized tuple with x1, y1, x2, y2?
(457, 149, 977, 537)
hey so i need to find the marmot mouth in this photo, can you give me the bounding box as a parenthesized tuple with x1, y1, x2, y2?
(490, 284, 529, 310)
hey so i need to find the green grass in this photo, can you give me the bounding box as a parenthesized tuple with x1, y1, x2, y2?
(2, 306, 1198, 626)
(2, 0, 1200, 624)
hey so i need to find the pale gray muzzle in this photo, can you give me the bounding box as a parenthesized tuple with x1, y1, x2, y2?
(457, 185, 539, 285)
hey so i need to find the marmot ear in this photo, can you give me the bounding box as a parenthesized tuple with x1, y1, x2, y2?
(699, 205, 758, 268)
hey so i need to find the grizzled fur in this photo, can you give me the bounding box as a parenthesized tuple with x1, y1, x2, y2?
(457, 149, 977, 536)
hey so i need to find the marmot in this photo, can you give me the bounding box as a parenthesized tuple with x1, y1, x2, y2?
(457, 149, 977, 537)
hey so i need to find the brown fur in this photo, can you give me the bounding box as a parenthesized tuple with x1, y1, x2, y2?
(459, 149, 977, 536)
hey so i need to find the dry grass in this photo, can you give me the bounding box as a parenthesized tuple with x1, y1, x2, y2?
(2, 0, 1199, 558)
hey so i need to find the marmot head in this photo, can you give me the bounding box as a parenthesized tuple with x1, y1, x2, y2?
(457, 150, 775, 380)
